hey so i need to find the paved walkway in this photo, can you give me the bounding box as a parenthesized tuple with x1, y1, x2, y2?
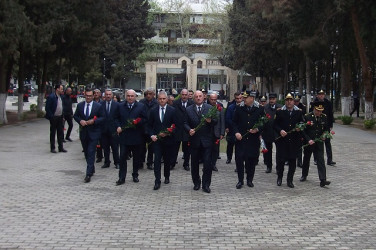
(0, 119, 375, 249)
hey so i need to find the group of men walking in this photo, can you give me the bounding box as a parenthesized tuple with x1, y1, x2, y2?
(47, 84, 335, 193)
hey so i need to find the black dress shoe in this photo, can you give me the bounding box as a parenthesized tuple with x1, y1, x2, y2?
(101, 163, 110, 168)
(300, 176, 307, 182)
(183, 165, 190, 171)
(320, 180, 331, 187)
(193, 184, 200, 190)
(287, 181, 295, 188)
(59, 148, 67, 153)
(153, 182, 161, 190)
(51, 149, 57, 153)
(297, 163, 303, 168)
(277, 178, 282, 186)
(62, 139, 67, 143)
(236, 182, 243, 189)
(265, 167, 272, 173)
(217, 156, 221, 159)
(133, 177, 139, 183)
(114, 164, 119, 169)
(96, 158, 102, 163)
(247, 181, 254, 187)
(202, 186, 211, 193)
(226, 159, 231, 164)
(84, 176, 91, 183)
(66, 137, 72, 142)
(327, 161, 336, 166)
(116, 179, 125, 186)
(212, 166, 218, 171)
(170, 165, 175, 170)
(164, 178, 170, 184)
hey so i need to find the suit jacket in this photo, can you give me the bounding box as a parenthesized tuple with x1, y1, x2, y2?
(273, 106, 304, 159)
(233, 103, 265, 156)
(262, 103, 282, 143)
(45, 92, 60, 120)
(62, 94, 73, 116)
(309, 98, 334, 129)
(147, 105, 177, 145)
(74, 101, 105, 141)
(302, 112, 328, 143)
(212, 103, 225, 138)
(101, 100, 120, 134)
(116, 101, 147, 145)
(184, 103, 217, 148)
(172, 99, 193, 141)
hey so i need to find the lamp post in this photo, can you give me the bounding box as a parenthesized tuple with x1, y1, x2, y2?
(103, 58, 106, 87)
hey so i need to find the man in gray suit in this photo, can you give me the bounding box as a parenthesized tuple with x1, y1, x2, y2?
(184, 91, 217, 193)
(208, 93, 225, 172)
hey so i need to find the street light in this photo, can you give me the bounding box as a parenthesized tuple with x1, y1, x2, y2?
(103, 58, 106, 87)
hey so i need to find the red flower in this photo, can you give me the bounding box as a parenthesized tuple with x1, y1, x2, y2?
(133, 117, 141, 125)
(64, 128, 67, 131)
(24, 94, 29, 97)
(215, 139, 220, 145)
(93, 116, 97, 121)
(307, 121, 313, 126)
(216, 104, 222, 111)
(171, 124, 176, 129)
(266, 113, 271, 119)
(167, 127, 173, 133)
(96, 144, 101, 148)
(261, 149, 268, 154)
(331, 130, 335, 135)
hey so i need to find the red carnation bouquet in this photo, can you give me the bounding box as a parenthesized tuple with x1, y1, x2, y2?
(114, 117, 141, 136)
(148, 124, 176, 145)
(260, 138, 268, 154)
(302, 130, 335, 148)
(194, 105, 219, 132)
(241, 113, 271, 139)
(275, 121, 313, 141)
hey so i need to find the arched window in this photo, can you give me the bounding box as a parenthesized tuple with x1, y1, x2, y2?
(197, 60, 202, 68)
(182, 60, 187, 69)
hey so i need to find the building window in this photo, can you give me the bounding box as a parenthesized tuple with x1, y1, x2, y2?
(182, 60, 187, 69)
(197, 60, 202, 68)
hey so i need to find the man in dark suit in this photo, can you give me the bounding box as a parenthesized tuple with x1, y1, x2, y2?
(93, 89, 104, 163)
(172, 89, 193, 171)
(148, 91, 177, 190)
(274, 93, 304, 188)
(225, 92, 243, 165)
(208, 93, 225, 172)
(300, 101, 331, 187)
(100, 89, 120, 169)
(115, 89, 147, 185)
(139, 87, 159, 170)
(45, 84, 66, 153)
(184, 90, 217, 193)
(62, 87, 73, 142)
(294, 94, 306, 168)
(233, 91, 265, 189)
(73, 88, 105, 183)
(262, 93, 282, 173)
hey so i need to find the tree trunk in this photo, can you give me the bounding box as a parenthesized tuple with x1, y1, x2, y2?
(298, 62, 304, 95)
(36, 51, 44, 112)
(340, 61, 351, 116)
(351, 6, 373, 119)
(17, 43, 25, 120)
(305, 55, 312, 113)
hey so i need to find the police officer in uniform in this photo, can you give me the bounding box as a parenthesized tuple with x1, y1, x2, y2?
(294, 95, 306, 168)
(233, 91, 265, 189)
(274, 93, 304, 188)
(300, 101, 331, 187)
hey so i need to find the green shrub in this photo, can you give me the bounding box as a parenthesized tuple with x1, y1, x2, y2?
(364, 119, 376, 129)
(37, 110, 45, 118)
(30, 104, 37, 111)
(21, 112, 28, 121)
(338, 115, 353, 125)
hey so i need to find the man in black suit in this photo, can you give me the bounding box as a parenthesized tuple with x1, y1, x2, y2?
(148, 91, 177, 190)
(233, 91, 265, 189)
(62, 87, 73, 142)
(115, 89, 147, 185)
(184, 90, 217, 193)
(100, 89, 120, 169)
(294, 94, 306, 168)
(73, 88, 105, 183)
(45, 84, 66, 153)
(262, 93, 282, 173)
(94, 89, 104, 163)
(172, 89, 193, 171)
(274, 93, 304, 188)
(209, 92, 225, 172)
(139, 87, 158, 170)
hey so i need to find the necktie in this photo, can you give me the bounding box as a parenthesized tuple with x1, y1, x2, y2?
(128, 104, 132, 110)
(107, 101, 110, 114)
(289, 111, 292, 116)
(198, 106, 201, 116)
(161, 107, 165, 122)
(85, 103, 90, 120)
(182, 102, 186, 108)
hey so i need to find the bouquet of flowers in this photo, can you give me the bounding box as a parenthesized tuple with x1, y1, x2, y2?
(114, 117, 141, 136)
(148, 124, 176, 145)
(260, 138, 268, 154)
(194, 105, 219, 131)
(302, 130, 335, 148)
(275, 121, 313, 141)
(241, 113, 271, 139)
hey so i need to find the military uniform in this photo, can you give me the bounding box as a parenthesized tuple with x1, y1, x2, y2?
(300, 102, 331, 187)
(274, 94, 304, 188)
(233, 91, 265, 188)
